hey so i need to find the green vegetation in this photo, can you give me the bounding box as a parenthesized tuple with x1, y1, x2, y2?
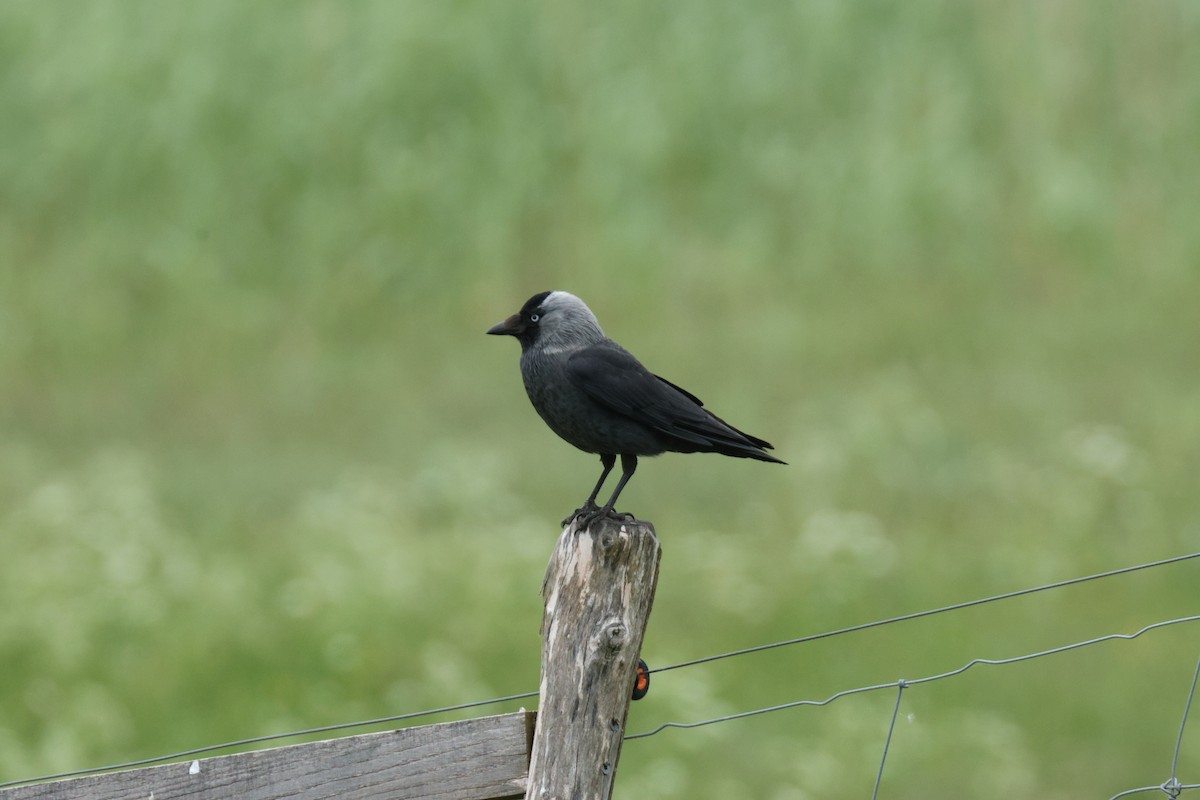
(2, 2, 1198, 796)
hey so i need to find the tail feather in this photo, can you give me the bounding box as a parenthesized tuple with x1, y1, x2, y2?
(674, 415, 786, 464)
(651, 372, 785, 463)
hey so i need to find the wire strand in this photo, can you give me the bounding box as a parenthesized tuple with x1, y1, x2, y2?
(625, 615, 1200, 740)
(1170, 654, 1200, 781)
(651, 551, 1200, 674)
(871, 681, 906, 800)
(1106, 783, 1200, 799)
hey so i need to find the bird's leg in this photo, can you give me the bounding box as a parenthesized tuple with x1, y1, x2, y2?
(586, 453, 618, 507)
(580, 454, 638, 528)
(603, 453, 639, 519)
(562, 453, 616, 526)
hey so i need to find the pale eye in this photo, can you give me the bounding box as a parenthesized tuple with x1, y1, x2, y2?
(530, 314, 540, 322)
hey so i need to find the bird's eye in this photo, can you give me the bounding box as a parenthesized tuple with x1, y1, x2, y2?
(530, 314, 540, 323)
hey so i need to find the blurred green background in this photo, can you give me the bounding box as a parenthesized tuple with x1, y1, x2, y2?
(2, 2, 1198, 797)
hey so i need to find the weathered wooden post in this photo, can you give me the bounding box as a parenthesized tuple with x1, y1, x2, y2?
(526, 515, 661, 800)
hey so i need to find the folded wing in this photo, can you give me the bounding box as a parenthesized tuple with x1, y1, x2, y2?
(566, 343, 784, 462)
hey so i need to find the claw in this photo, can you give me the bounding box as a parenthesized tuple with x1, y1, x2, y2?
(575, 506, 637, 531)
(562, 502, 599, 527)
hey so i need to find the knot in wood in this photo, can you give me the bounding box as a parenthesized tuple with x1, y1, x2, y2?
(596, 528, 624, 552)
(598, 618, 629, 653)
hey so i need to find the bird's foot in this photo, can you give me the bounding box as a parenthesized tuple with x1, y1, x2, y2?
(562, 502, 599, 527)
(575, 505, 637, 531)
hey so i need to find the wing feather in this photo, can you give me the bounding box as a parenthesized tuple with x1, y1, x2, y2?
(565, 343, 780, 459)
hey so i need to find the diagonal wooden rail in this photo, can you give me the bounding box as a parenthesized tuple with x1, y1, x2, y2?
(0, 712, 534, 800)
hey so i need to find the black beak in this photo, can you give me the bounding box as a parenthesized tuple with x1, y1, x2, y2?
(486, 314, 524, 336)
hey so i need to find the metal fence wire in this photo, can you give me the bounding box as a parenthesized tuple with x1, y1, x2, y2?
(2, 551, 1197, 796)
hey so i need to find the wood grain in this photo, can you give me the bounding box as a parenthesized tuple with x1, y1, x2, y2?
(2, 711, 534, 800)
(527, 516, 661, 800)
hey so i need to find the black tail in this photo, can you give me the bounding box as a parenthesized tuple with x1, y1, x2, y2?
(678, 411, 786, 464)
(652, 373, 786, 463)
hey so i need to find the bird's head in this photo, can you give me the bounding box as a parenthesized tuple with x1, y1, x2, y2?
(487, 291, 605, 352)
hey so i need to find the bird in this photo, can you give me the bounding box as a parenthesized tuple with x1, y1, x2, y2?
(488, 291, 784, 527)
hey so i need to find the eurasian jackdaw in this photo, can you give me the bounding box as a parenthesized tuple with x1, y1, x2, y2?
(488, 291, 784, 526)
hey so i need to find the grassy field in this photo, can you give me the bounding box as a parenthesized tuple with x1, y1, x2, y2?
(2, 2, 1198, 797)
